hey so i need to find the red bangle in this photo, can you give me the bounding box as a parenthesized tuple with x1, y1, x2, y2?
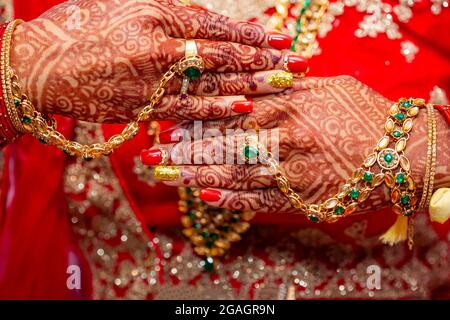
(0, 21, 21, 145)
(434, 104, 450, 126)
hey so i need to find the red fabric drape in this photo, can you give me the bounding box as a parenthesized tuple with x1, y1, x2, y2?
(13, 0, 62, 21)
(0, 0, 92, 299)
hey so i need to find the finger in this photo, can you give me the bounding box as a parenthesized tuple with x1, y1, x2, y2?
(153, 95, 253, 121)
(159, 164, 276, 190)
(156, 90, 305, 139)
(168, 4, 293, 50)
(164, 70, 295, 96)
(164, 38, 308, 73)
(142, 130, 285, 166)
(196, 188, 296, 214)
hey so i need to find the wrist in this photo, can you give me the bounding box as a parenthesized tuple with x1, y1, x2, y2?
(434, 108, 450, 188)
(10, 21, 45, 113)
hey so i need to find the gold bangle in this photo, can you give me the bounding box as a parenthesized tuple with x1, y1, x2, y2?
(1, 19, 24, 133)
(426, 105, 437, 208)
(418, 105, 433, 210)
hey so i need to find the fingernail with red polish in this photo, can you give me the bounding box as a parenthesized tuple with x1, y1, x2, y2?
(200, 188, 222, 203)
(286, 55, 309, 73)
(140, 149, 163, 165)
(268, 32, 292, 50)
(231, 100, 253, 113)
(159, 129, 183, 145)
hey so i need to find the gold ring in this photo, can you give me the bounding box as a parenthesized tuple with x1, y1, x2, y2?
(177, 40, 204, 98)
(154, 166, 181, 181)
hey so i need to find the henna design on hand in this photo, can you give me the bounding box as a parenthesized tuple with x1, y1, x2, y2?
(10, 0, 283, 123)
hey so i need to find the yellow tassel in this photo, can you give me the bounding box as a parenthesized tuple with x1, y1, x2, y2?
(429, 188, 450, 224)
(379, 215, 409, 245)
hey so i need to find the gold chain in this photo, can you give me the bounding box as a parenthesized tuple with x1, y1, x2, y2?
(3, 20, 180, 160)
(260, 98, 425, 223)
(268, 0, 329, 58)
(291, 0, 329, 58)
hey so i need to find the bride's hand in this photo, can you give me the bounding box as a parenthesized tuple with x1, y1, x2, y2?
(11, 0, 306, 123)
(142, 76, 450, 214)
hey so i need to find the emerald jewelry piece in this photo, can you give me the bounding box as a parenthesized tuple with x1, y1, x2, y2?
(176, 40, 204, 97)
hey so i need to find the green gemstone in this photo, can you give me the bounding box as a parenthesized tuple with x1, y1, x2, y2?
(193, 222, 201, 229)
(63, 149, 72, 156)
(219, 225, 229, 232)
(291, 35, 299, 51)
(186, 188, 193, 195)
(243, 146, 259, 159)
(349, 188, 360, 200)
(392, 130, 402, 138)
(231, 217, 239, 223)
(395, 113, 405, 121)
(334, 206, 345, 215)
(188, 210, 196, 220)
(308, 214, 319, 223)
(244, 145, 259, 159)
(14, 98, 21, 108)
(38, 138, 47, 145)
(83, 156, 93, 162)
(363, 171, 373, 182)
(22, 116, 32, 124)
(402, 101, 412, 108)
(183, 66, 201, 80)
(205, 240, 214, 248)
(201, 231, 209, 239)
(396, 173, 405, 184)
(400, 194, 410, 205)
(210, 233, 219, 241)
(186, 200, 194, 207)
(202, 257, 214, 272)
(384, 153, 394, 163)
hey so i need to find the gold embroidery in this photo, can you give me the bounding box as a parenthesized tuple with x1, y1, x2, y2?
(64, 122, 159, 299)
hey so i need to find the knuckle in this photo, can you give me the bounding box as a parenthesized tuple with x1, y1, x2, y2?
(229, 165, 251, 188)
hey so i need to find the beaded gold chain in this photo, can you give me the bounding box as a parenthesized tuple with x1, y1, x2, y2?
(258, 98, 425, 224)
(268, 0, 329, 58)
(2, 20, 182, 160)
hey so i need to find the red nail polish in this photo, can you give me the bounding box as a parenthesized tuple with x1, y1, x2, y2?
(159, 129, 183, 144)
(200, 188, 222, 202)
(231, 100, 253, 113)
(140, 149, 163, 165)
(268, 32, 292, 50)
(286, 55, 309, 73)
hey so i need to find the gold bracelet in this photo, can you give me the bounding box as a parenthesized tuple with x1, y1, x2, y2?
(418, 104, 436, 210)
(260, 98, 424, 224)
(418, 105, 433, 210)
(1, 19, 24, 133)
(426, 105, 437, 207)
(3, 19, 202, 160)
